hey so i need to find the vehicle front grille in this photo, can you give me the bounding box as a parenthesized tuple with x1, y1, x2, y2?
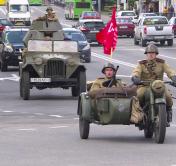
(44, 60, 65, 77)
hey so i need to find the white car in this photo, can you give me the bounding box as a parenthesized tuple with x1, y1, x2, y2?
(138, 13, 157, 19)
(117, 10, 137, 20)
(134, 16, 174, 47)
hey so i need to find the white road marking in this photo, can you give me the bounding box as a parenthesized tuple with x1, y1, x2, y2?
(92, 52, 136, 68)
(0, 7, 6, 15)
(171, 124, 176, 127)
(34, 113, 45, 116)
(17, 128, 37, 131)
(74, 117, 79, 120)
(0, 74, 19, 81)
(49, 126, 68, 129)
(2, 110, 14, 113)
(49, 115, 63, 118)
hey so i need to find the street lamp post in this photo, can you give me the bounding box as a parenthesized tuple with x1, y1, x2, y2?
(98, 0, 101, 13)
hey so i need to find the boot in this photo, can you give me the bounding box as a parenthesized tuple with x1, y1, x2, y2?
(166, 106, 172, 127)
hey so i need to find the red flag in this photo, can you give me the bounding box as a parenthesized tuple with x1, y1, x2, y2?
(96, 6, 118, 55)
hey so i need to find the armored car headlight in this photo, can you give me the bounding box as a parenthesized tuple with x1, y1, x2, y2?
(34, 58, 43, 65)
(4, 44, 13, 53)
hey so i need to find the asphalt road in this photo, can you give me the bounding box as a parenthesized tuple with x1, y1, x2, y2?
(0, 5, 176, 166)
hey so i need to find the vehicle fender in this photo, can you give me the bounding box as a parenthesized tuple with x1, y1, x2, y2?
(155, 98, 166, 104)
(78, 92, 91, 121)
(19, 62, 23, 76)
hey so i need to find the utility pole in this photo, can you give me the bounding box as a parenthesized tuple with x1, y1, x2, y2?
(98, 0, 101, 13)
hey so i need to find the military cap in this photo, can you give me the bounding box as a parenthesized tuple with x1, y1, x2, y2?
(46, 7, 53, 11)
(144, 44, 159, 54)
(102, 63, 117, 74)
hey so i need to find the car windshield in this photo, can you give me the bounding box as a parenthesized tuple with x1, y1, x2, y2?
(5, 31, 28, 44)
(121, 12, 135, 16)
(143, 13, 157, 17)
(0, 19, 13, 26)
(10, 5, 29, 12)
(143, 17, 168, 25)
(64, 31, 86, 41)
(82, 12, 99, 17)
(116, 17, 132, 23)
(28, 40, 52, 52)
(27, 40, 78, 52)
(84, 21, 104, 28)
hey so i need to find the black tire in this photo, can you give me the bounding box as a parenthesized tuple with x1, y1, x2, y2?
(72, 71, 86, 97)
(144, 106, 154, 138)
(1, 61, 7, 72)
(167, 39, 173, 46)
(154, 104, 167, 144)
(141, 38, 147, 47)
(79, 101, 90, 139)
(19, 78, 23, 98)
(134, 36, 139, 45)
(160, 40, 165, 46)
(144, 124, 154, 138)
(21, 71, 30, 100)
(85, 57, 91, 63)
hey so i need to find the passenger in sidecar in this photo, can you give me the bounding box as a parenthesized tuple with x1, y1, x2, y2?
(78, 63, 143, 139)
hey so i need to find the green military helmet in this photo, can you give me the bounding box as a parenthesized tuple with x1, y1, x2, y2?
(144, 44, 159, 54)
(46, 6, 53, 11)
(102, 63, 117, 74)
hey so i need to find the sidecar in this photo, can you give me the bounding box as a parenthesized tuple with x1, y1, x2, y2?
(77, 86, 137, 139)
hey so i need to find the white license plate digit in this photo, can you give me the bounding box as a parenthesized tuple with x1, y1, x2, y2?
(30, 78, 51, 82)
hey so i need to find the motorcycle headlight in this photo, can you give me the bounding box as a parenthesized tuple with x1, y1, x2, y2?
(34, 58, 43, 65)
(82, 43, 90, 50)
(4, 45, 13, 53)
(151, 80, 165, 95)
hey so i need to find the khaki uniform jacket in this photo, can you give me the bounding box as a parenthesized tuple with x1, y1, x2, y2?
(36, 14, 58, 22)
(132, 58, 176, 82)
(90, 77, 125, 92)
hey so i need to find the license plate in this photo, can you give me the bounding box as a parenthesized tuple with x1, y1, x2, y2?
(119, 26, 128, 29)
(30, 78, 51, 82)
(90, 30, 99, 33)
(155, 36, 164, 39)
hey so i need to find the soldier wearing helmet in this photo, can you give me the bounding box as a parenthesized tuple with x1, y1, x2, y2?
(131, 44, 176, 126)
(36, 7, 58, 22)
(90, 63, 124, 91)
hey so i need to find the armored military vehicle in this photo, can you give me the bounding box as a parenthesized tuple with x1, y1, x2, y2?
(19, 20, 86, 100)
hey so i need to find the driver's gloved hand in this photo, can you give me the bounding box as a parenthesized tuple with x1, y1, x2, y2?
(131, 76, 141, 85)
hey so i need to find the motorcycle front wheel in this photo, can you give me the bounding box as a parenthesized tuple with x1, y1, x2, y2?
(154, 104, 167, 144)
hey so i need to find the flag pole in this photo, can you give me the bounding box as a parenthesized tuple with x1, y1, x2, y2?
(110, 47, 113, 59)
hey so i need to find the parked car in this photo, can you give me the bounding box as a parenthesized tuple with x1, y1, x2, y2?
(0, 27, 29, 71)
(169, 17, 176, 37)
(0, 18, 13, 36)
(80, 11, 101, 19)
(74, 19, 105, 43)
(138, 12, 157, 19)
(116, 16, 135, 37)
(134, 16, 174, 47)
(63, 27, 91, 63)
(117, 10, 137, 20)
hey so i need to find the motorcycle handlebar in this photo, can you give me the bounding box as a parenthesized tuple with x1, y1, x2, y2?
(137, 80, 176, 87)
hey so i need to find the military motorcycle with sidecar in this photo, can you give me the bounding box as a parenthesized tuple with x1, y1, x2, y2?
(77, 79, 175, 144)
